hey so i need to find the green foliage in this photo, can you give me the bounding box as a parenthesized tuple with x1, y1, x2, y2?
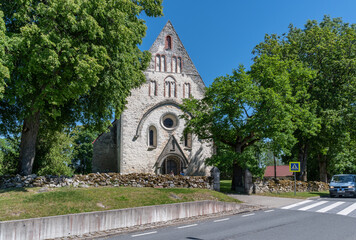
(253, 16, 356, 180)
(0, 10, 9, 99)
(71, 126, 98, 174)
(0, 137, 19, 175)
(0, 0, 163, 174)
(329, 139, 356, 175)
(206, 142, 265, 179)
(34, 128, 75, 176)
(181, 64, 315, 191)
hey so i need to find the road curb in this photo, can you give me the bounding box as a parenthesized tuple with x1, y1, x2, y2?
(0, 201, 243, 240)
(57, 204, 265, 240)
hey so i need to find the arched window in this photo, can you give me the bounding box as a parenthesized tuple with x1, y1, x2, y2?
(155, 54, 161, 72)
(161, 55, 166, 72)
(184, 132, 192, 148)
(164, 76, 176, 98)
(177, 57, 182, 73)
(183, 83, 191, 98)
(165, 36, 172, 50)
(148, 126, 157, 148)
(149, 80, 157, 96)
(172, 56, 177, 73)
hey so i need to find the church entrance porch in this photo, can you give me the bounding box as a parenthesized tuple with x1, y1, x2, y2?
(161, 156, 182, 175)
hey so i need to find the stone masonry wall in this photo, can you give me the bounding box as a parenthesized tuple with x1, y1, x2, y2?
(254, 178, 329, 193)
(0, 173, 211, 189)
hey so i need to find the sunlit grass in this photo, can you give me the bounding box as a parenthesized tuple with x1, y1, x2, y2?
(0, 186, 239, 221)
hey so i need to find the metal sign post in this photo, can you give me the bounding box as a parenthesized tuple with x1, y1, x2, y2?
(294, 172, 296, 196)
(289, 162, 300, 196)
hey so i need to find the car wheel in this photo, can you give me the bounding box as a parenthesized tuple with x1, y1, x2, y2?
(330, 194, 335, 198)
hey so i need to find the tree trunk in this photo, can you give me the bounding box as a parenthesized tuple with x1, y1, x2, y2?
(297, 143, 308, 181)
(19, 111, 40, 175)
(319, 154, 328, 183)
(273, 153, 277, 179)
(231, 163, 244, 193)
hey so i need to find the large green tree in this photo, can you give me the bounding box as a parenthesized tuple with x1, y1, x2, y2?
(0, 10, 9, 98)
(253, 16, 356, 181)
(0, 0, 163, 175)
(181, 63, 316, 192)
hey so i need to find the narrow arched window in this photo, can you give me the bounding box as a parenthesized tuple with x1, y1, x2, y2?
(155, 54, 161, 72)
(149, 80, 157, 96)
(172, 56, 177, 73)
(184, 132, 192, 148)
(177, 57, 182, 73)
(149, 130, 154, 146)
(164, 76, 176, 98)
(161, 55, 166, 72)
(183, 83, 191, 98)
(171, 81, 176, 97)
(166, 36, 172, 50)
(148, 126, 157, 148)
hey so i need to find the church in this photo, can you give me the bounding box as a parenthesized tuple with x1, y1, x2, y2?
(92, 21, 212, 176)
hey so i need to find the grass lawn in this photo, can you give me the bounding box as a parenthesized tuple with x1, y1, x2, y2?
(220, 180, 238, 194)
(220, 179, 329, 199)
(0, 186, 240, 221)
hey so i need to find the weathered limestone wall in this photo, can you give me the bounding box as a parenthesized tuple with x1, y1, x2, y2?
(0, 173, 212, 189)
(119, 21, 212, 175)
(92, 122, 118, 173)
(253, 179, 329, 193)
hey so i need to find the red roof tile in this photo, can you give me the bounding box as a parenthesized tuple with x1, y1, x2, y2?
(264, 165, 293, 177)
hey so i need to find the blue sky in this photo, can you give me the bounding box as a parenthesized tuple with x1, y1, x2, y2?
(140, 0, 356, 86)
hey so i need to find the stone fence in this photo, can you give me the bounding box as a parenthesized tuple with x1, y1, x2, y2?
(0, 173, 211, 189)
(253, 178, 329, 193)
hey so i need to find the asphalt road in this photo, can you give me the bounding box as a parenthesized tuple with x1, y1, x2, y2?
(102, 197, 356, 240)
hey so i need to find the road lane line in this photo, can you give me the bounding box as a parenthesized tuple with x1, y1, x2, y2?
(281, 200, 313, 209)
(177, 224, 198, 229)
(337, 203, 356, 216)
(214, 218, 230, 222)
(316, 201, 345, 213)
(264, 210, 274, 213)
(298, 201, 328, 211)
(242, 213, 255, 217)
(131, 231, 157, 237)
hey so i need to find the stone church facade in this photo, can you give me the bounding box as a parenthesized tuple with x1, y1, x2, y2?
(92, 21, 212, 176)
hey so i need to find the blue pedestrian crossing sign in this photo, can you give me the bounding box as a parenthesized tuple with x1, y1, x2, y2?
(289, 162, 300, 172)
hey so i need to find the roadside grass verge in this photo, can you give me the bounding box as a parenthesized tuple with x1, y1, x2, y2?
(220, 179, 329, 199)
(0, 186, 240, 221)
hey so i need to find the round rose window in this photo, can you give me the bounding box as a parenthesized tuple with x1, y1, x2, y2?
(161, 113, 178, 130)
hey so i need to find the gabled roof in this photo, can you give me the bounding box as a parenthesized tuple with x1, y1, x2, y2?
(148, 20, 206, 88)
(264, 165, 293, 177)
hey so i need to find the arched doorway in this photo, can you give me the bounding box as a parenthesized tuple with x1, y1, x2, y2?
(161, 156, 182, 175)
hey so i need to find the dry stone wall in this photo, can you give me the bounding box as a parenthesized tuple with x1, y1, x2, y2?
(254, 178, 329, 193)
(0, 173, 211, 189)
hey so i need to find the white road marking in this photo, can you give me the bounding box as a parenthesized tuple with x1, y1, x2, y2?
(214, 218, 230, 222)
(242, 213, 255, 217)
(264, 210, 275, 213)
(131, 231, 157, 237)
(177, 224, 198, 229)
(298, 201, 328, 211)
(337, 203, 356, 216)
(281, 200, 313, 209)
(316, 201, 345, 213)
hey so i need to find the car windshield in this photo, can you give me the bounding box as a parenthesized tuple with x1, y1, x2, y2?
(331, 176, 354, 183)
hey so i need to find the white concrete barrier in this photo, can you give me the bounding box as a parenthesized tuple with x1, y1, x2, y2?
(0, 201, 240, 240)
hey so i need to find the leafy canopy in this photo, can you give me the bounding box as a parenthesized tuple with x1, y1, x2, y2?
(1, 0, 163, 132)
